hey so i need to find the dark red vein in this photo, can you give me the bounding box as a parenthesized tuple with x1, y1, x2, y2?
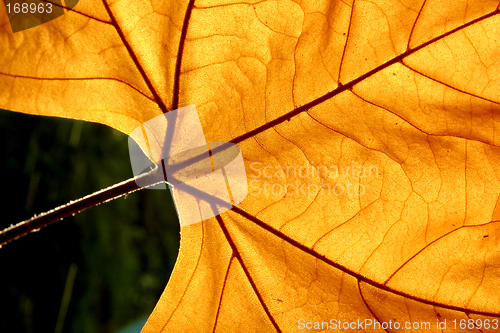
(401, 62, 500, 106)
(160, 217, 206, 332)
(102, 0, 169, 114)
(212, 256, 235, 333)
(336, 0, 355, 84)
(228, 9, 500, 146)
(406, 0, 427, 51)
(41, 0, 113, 25)
(358, 281, 390, 333)
(65, 9, 112, 25)
(172, 0, 196, 111)
(215, 214, 283, 332)
(0, 72, 155, 102)
(227, 205, 500, 318)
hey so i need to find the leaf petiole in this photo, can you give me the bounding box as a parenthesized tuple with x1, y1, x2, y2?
(0, 169, 166, 247)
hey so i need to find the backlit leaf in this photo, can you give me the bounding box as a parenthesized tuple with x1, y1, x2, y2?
(1, 0, 500, 331)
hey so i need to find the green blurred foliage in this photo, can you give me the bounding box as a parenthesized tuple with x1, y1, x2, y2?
(0, 110, 180, 333)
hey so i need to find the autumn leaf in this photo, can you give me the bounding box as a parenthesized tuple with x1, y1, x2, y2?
(2, 0, 500, 331)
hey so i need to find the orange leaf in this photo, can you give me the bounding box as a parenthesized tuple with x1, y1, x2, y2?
(2, 0, 500, 331)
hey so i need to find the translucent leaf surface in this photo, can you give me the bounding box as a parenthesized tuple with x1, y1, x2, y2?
(1, 0, 500, 331)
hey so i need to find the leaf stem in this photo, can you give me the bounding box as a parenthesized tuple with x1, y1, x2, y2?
(0, 170, 164, 247)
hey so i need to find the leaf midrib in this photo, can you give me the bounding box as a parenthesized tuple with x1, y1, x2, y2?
(228, 205, 500, 318)
(227, 8, 500, 145)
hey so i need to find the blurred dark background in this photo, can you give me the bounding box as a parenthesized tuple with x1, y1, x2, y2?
(0, 109, 180, 333)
